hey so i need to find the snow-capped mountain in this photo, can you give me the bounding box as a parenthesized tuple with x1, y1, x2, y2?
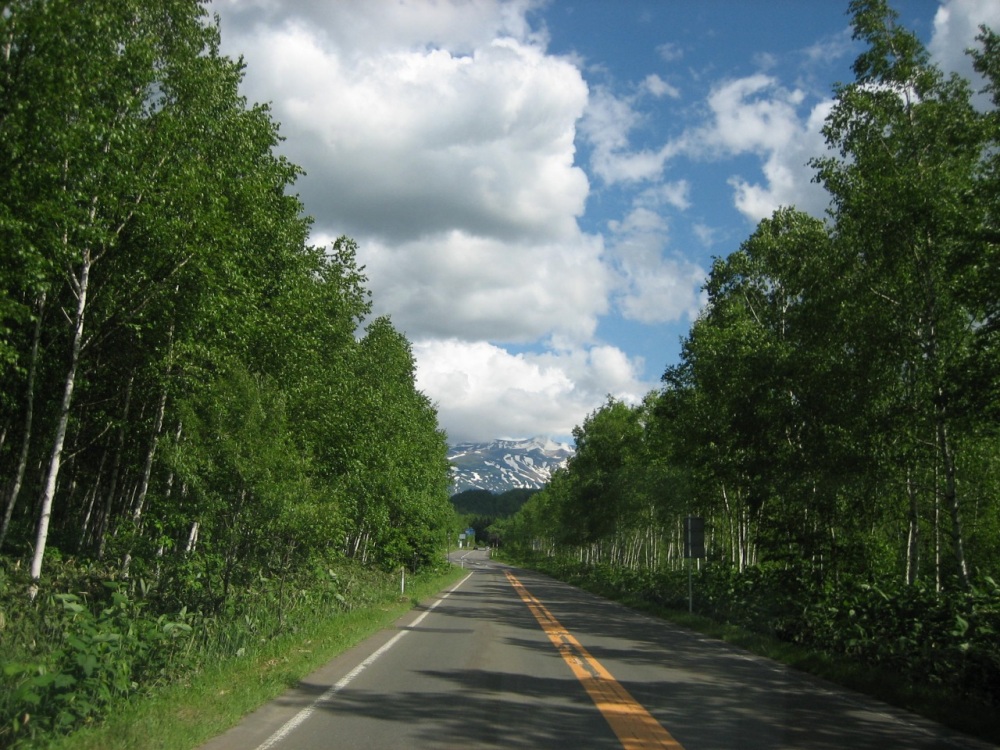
(448, 437, 575, 494)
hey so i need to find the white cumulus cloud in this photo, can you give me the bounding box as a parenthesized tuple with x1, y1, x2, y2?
(930, 0, 1000, 77)
(356, 229, 610, 345)
(413, 339, 651, 443)
(213, 0, 640, 445)
(216, 0, 604, 349)
(222, 20, 589, 245)
(680, 75, 833, 222)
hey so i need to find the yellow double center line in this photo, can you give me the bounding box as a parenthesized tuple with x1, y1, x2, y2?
(505, 570, 684, 750)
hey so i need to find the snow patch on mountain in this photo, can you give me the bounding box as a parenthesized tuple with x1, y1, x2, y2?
(448, 437, 574, 495)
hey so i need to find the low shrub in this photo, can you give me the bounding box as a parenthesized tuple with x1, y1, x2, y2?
(0, 552, 422, 748)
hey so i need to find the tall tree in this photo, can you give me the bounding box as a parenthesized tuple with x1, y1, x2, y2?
(967, 28, 1000, 426)
(812, 0, 990, 588)
(337, 316, 453, 569)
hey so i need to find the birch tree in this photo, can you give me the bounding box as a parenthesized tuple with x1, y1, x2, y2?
(812, 0, 989, 588)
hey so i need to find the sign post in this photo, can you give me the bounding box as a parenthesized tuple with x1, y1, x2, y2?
(684, 516, 705, 613)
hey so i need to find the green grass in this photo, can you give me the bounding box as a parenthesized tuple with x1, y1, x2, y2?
(503, 555, 1000, 747)
(42, 565, 468, 750)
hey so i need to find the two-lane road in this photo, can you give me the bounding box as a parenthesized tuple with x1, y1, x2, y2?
(199, 551, 995, 749)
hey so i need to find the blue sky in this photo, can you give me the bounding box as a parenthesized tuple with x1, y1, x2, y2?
(213, 0, 999, 445)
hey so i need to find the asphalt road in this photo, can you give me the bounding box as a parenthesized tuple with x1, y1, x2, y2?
(199, 550, 995, 750)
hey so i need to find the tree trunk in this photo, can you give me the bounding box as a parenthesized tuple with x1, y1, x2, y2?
(121, 383, 168, 578)
(905, 467, 920, 585)
(937, 415, 969, 588)
(77, 450, 105, 550)
(934, 477, 941, 593)
(30, 251, 91, 589)
(130, 326, 173, 527)
(0, 292, 44, 551)
(184, 520, 199, 554)
(97, 376, 132, 559)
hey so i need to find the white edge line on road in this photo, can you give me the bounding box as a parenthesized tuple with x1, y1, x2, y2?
(255, 572, 475, 750)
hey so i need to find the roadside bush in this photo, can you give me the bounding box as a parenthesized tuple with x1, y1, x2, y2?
(1, 570, 195, 747)
(0, 552, 409, 748)
(697, 565, 1000, 707)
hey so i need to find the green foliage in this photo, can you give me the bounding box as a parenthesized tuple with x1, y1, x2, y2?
(690, 565, 1000, 707)
(450, 488, 538, 518)
(0, 554, 449, 748)
(1, 572, 195, 746)
(332, 316, 455, 570)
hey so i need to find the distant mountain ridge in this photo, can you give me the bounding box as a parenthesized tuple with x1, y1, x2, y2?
(447, 437, 574, 495)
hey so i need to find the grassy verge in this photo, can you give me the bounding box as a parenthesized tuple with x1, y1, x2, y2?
(502, 554, 1000, 747)
(43, 565, 468, 750)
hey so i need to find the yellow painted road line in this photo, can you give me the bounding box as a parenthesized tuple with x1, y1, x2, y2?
(505, 570, 684, 750)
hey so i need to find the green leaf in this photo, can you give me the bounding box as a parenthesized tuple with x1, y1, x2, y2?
(76, 654, 99, 677)
(953, 614, 970, 637)
(3, 662, 35, 677)
(54, 673, 76, 689)
(16, 689, 42, 706)
(30, 672, 56, 689)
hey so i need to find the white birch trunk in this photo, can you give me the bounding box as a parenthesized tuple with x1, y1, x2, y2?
(30, 250, 91, 587)
(905, 468, 920, 585)
(938, 416, 969, 588)
(97, 376, 132, 559)
(185, 521, 199, 554)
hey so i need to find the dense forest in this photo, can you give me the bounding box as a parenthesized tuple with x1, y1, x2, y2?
(450, 488, 538, 547)
(497, 0, 1000, 713)
(451, 488, 537, 518)
(0, 1, 457, 744)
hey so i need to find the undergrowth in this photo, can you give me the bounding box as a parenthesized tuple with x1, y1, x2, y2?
(0, 555, 461, 749)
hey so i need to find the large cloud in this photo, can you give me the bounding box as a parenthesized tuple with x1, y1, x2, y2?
(217, 7, 588, 246)
(350, 229, 610, 344)
(930, 0, 1000, 96)
(216, 1, 607, 349)
(413, 339, 650, 443)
